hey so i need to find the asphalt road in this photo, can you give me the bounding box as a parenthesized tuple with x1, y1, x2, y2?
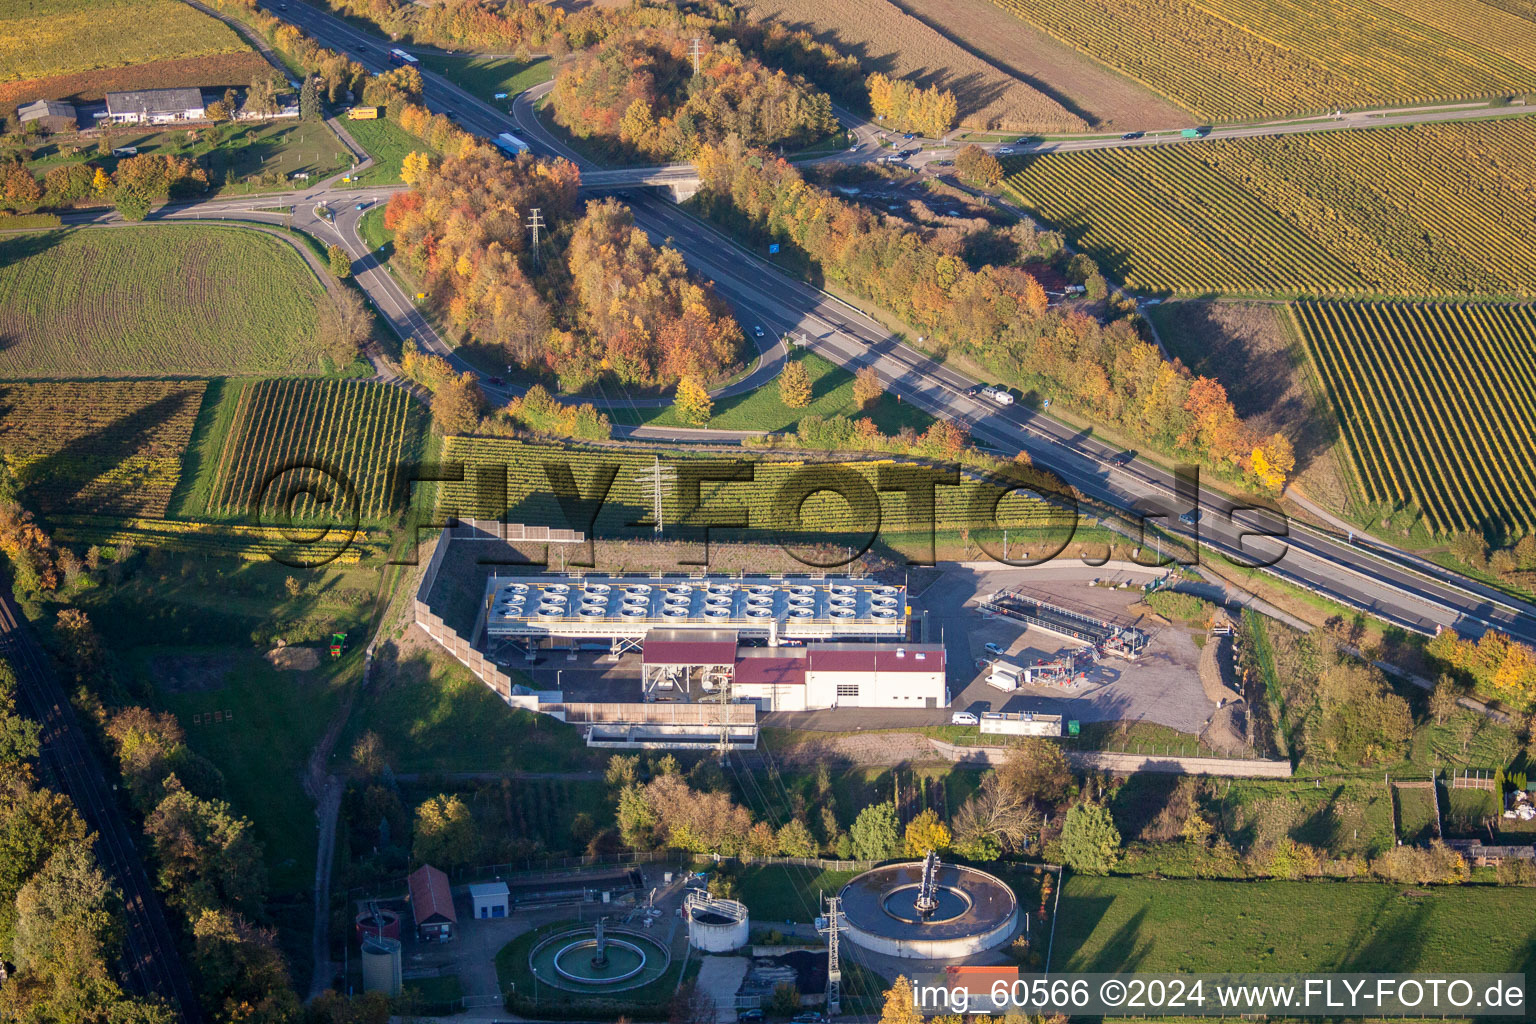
(201, 0, 1536, 650)
(0, 592, 203, 1023)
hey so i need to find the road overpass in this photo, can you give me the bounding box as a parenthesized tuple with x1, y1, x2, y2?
(235, 0, 1536, 650)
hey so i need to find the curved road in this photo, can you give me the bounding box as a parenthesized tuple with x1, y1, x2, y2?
(183, 0, 1536, 650)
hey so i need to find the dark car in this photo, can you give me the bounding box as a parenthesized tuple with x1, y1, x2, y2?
(487, 376, 505, 386)
(1122, 130, 1145, 140)
(1115, 449, 1136, 465)
(739, 1011, 764, 1023)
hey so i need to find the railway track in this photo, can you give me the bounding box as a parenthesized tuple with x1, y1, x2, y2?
(0, 590, 202, 1022)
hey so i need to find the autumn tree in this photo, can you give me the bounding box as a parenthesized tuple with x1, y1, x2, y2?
(903, 808, 951, 856)
(145, 786, 267, 919)
(778, 359, 812, 408)
(776, 818, 817, 857)
(1428, 675, 1460, 725)
(317, 286, 373, 368)
(413, 793, 477, 869)
(878, 977, 922, 1024)
(852, 365, 884, 408)
(675, 375, 713, 426)
(996, 737, 1071, 806)
(430, 371, 484, 435)
(1059, 800, 1120, 874)
(327, 243, 352, 278)
(955, 143, 1004, 187)
(951, 777, 1042, 860)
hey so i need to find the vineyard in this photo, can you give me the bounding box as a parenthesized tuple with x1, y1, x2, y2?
(0, 227, 326, 378)
(49, 515, 370, 565)
(990, 0, 1536, 121)
(1001, 119, 1536, 298)
(0, 0, 254, 82)
(437, 436, 1068, 540)
(1290, 301, 1536, 536)
(0, 381, 204, 517)
(206, 379, 426, 524)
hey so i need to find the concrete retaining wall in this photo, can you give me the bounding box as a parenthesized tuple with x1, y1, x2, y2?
(930, 739, 1293, 777)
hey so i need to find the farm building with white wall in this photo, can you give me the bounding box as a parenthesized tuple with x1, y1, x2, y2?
(104, 87, 205, 124)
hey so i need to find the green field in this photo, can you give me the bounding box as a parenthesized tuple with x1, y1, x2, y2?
(414, 54, 551, 105)
(1002, 119, 1536, 299)
(1394, 785, 1441, 845)
(0, 227, 325, 378)
(736, 863, 862, 922)
(203, 379, 427, 524)
(437, 436, 1063, 537)
(23, 121, 352, 193)
(0, 0, 251, 82)
(636, 350, 934, 435)
(991, 0, 1536, 121)
(337, 644, 595, 775)
(1292, 300, 1536, 536)
(143, 646, 357, 893)
(1055, 875, 1536, 974)
(345, 115, 433, 187)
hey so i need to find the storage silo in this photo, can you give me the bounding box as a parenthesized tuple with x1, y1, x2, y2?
(360, 935, 402, 997)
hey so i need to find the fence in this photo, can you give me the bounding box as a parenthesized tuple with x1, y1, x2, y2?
(413, 528, 540, 708)
(1451, 769, 1498, 791)
(448, 849, 876, 885)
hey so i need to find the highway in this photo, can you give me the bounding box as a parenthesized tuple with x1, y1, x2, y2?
(0, 591, 203, 1022)
(201, 0, 1536, 649)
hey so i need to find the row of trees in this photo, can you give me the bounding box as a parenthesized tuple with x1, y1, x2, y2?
(0, 656, 183, 1023)
(552, 29, 836, 162)
(1429, 627, 1536, 710)
(52, 610, 303, 1023)
(386, 149, 743, 390)
(867, 73, 958, 137)
(692, 143, 1295, 488)
(1, 151, 207, 220)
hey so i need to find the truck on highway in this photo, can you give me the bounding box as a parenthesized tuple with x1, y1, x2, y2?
(494, 132, 530, 156)
(388, 47, 419, 66)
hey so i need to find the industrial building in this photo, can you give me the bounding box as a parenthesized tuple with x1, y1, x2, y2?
(483, 574, 907, 648)
(636, 630, 945, 710)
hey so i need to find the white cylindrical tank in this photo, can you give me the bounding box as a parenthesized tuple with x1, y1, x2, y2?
(685, 892, 749, 952)
(360, 936, 402, 997)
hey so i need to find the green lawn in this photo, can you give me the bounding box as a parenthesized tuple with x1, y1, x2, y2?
(637, 350, 934, 435)
(1394, 785, 1440, 845)
(1054, 875, 1536, 975)
(337, 642, 596, 774)
(415, 54, 551, 104)
(345, 115, 430, 187)
(0, 226, 325, 378)
(496, 919, 697, 1020)
(142, 647, 356, 894)
(28, 120, 353, 192)
(735, 864, 861, 923)
(357, 204, 392, 253)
